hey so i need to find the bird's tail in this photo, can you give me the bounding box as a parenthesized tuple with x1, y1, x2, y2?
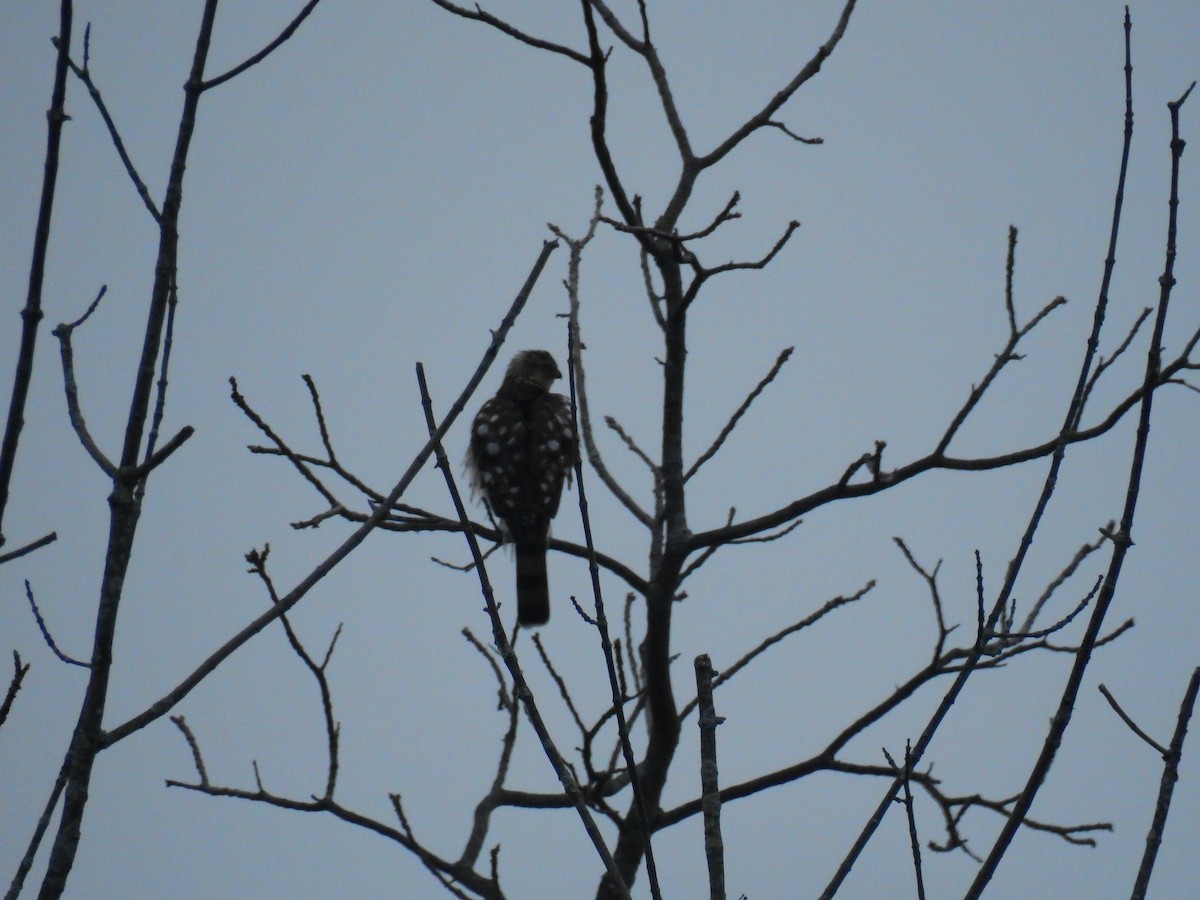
(515, 540, 551, 626)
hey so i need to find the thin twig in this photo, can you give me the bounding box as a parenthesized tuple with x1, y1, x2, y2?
(1099, 684, 1168, 756)
(678, 582, 874, 720)
(1131, 666, 1200, 899)
(24, 580, 88, 668)
(0, 652, 31, 732)
(428, 0, 590, 65)
(202, 0, 326, 90)
(884, 743, 926, 900)
(52, 287, 117, 477)
(55, 27, 161, 221)
(686, 347, 793, 481)
(138, 273, 180, 501)
(0, 531, 58, 566)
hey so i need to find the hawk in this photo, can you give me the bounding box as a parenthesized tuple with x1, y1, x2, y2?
(467, 350, 577, 625)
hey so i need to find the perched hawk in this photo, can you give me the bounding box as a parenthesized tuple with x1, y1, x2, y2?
(467, 350, 577, 625)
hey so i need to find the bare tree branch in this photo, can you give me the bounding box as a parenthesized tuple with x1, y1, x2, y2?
(0, 530, 58, 566)
(24, 580, 88, 668)
(1130, 666, 1200, 899)
(1099, 683, 1168, 756)
(678, 582, 874, 721)
(554, 189, 654, 528)
(202, 0, 327, 90)
(55, 25, 161, 222)
(694, 654, 726, 900)
(883, 742, 926, 900)
(0, 0, 73, 548)
(428, 0, 590, 66)
(0, 652, 31, 733)
(695, 1, 857, 171)
(686, 346, 793, 481)
(51, 287, 116, 477)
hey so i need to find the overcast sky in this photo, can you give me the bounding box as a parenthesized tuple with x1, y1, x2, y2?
(2, 2, 1199, 898)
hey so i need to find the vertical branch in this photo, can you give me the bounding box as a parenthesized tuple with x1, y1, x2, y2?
(1131, 666, 1200, 899)
(891, 742, 926, 900)
(566, 327, 663, 900)
(0, 0, 73, 546)
(694, 654, 725, 900)
(136, 275, 179, 502)
(4, 760, 70, 900)
(38, 4, 221, 896)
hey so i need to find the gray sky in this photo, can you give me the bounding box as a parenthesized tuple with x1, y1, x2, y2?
(2, 2, 1199, 897)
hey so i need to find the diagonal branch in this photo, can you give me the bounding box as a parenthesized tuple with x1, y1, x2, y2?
(1131, 666, 1200, 899)
(103, 240, 560, 747)
(56, 26, 161, 222)
(677, 582, 874, 721)
(686, 346, 793, 481)
(696, 0, 857, 171)
(202, 0, 326, 90)
(429, 0, 590, 66)
(0, 652, 32, 733)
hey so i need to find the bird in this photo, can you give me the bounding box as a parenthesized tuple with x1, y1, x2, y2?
(466, 350, 578, 626)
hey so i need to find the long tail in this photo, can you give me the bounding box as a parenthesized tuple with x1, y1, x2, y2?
(515, 541, 551, 626)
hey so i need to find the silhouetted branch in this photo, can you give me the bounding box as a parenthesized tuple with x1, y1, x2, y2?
(1020, 530, 1109, 632)
(935, 285, 1068, 457)
(1081, 306, 1153, 412)
(428, 0, 590, 65)
(202, 0, 326, 90)
(52, 286, 116, 477)
(245, 544, 342, 799)
(0, 652, 31, 732)
(883, 742, 925, 900)
(0, 0, 73, 548)
(24, 580, 88, 668)
(696, 0, 857, 171)
(1099, 683, 1167, 756)
(678, 581, 874, 721)
(554, 190, 654, 528)
(232, 376, 343, 510)
(894, 538, 952, 661)
(565, 325, 663, 900)
(686, 347, 793, 481)
(694, 654, 726, 900)
(1130, 666, 1200, 899)
(56, 25, 161, 221)
(0, 531, 57, 566)
(688, 219, 801, 285)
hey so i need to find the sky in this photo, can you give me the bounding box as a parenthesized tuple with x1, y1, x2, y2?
(1, 2, 1199, 898)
